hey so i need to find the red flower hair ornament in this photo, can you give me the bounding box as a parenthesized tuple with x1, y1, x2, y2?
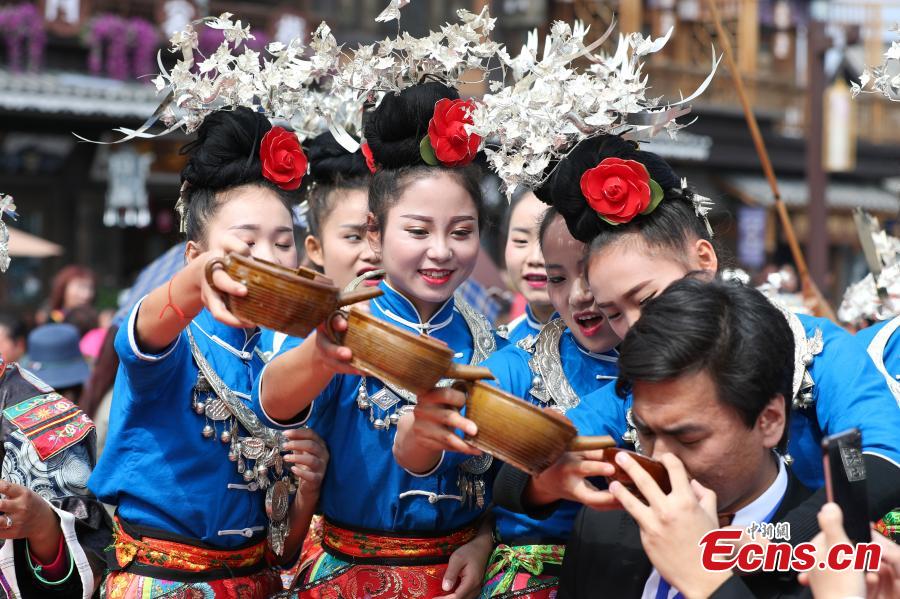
(360, 142, 377, 174)
(420, 98, 482, 167)
(260, 126, 307, 190)
(580, 157, 664, 225)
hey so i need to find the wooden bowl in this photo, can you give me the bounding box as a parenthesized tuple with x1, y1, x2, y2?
(457, 381, 616, 475)
(205, 254, 382, 337)
(597, 447, 671, 494)
(327, 307, 493, 396)
(599, 449, 736, 524)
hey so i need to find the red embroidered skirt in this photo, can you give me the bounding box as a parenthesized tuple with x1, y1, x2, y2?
(292, 518, 479, 599)
(104, 516, 283, 598)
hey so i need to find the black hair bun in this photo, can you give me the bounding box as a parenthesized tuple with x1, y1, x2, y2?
(180, 107, 272, 190)
(305, 131, 370, 185)
(543, 134, 683, 243)
(531, 159, 560, 205)
(363, 81, 460, 169)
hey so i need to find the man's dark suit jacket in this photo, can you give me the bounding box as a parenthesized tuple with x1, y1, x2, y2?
(558, 471, 814, 599)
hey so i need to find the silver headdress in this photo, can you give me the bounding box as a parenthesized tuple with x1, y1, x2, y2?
(336, 6, 503, 102)
(472, 21, 720, 197)
(839, 212, 900, 323)
(75, 14, 344, 145)
(852, 24, 900, 102)
(81, 4, 508, 221)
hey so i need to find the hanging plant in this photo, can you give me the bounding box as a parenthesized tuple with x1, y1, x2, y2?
(0, 3, 46, 72)
(87, 14, 160, 80)
(130, 18, 159, 78)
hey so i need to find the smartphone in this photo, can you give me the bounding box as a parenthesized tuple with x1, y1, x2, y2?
(600, 447, 672, 496)
(822, 428, 870, 545)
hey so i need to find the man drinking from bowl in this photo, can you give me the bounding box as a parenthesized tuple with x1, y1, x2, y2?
(544, 278, 812, 598)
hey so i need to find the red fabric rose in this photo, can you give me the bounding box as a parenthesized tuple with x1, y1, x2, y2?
(427, 98, 481, 167)
(260, 126, 307, 191)
(360, 142, 377, 174)
(580, 158, 652, 224)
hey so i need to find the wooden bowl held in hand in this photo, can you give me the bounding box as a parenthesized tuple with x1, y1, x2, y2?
(457, 381, 617, 475)
(598, 449, 734, 524)
(326, 307, 494, 396)
(598, 447, 672, 495)
(205, 253, 382, 337)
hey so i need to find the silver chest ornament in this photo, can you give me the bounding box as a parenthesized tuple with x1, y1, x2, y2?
(356, 381, 411, 431)
(526, 319, 580, 413)
(187, 329, 294, 555)
(458, 453, 492, 509)
(265, 479, 291, 556)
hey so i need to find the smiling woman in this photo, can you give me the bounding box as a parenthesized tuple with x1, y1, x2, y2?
(368, 170, 482, 319)
(501, 190, 555, 343)
(251, 81, 505, 599)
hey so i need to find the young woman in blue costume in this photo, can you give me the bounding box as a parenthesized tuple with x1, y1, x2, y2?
(395, 208, 623, 598)
(498, 134, 900, 546)
(497, 190, 555, 344)
(89, 107, 328, 597)
(253, 82, 503, 599)
(480, 208, 619, 597)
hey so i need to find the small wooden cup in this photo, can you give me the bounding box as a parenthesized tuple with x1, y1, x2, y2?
(597, 447, 672, 495)
(599, 449, 734, 524)
(205, 254, 382, 337)
(457, 380, 616, 475)
(326, 307, 493, 395)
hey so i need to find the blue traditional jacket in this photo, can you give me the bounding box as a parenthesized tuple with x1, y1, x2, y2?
(90, 302, 270, 548)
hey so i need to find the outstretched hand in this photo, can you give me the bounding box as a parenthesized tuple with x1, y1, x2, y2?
(525, 449, 618, 510)
(312, 313, 363, 376)
(407, 387, 481, 457)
